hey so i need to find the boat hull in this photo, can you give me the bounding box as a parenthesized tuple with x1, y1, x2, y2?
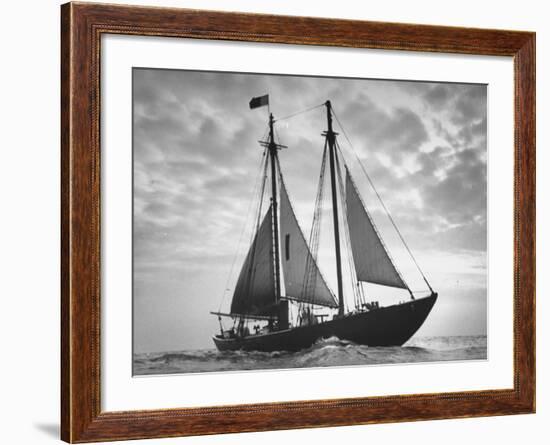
(213, 293, 437, 352)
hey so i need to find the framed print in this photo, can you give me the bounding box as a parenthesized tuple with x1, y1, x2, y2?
(61, 2, 535, 442)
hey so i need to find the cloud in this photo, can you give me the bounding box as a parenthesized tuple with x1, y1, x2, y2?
(424, 84, 455, 110)
(340, 94, 429, 162)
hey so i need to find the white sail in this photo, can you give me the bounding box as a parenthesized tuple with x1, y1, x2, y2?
(345, 169, 407, 289)
(279, 180, 338, 308)
(230, 206, 277, 316)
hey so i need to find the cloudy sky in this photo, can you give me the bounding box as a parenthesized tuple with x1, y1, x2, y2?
(133, 68, 487, 353)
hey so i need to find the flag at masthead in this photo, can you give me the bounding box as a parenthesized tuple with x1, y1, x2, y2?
(249, 94, 269, 109)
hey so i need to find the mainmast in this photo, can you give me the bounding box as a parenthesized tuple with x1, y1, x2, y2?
(324, 100, 345, 316)
(268, 113, 282, 303)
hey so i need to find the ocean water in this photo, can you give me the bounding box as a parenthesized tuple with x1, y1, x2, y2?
(133, 335, 487, 376)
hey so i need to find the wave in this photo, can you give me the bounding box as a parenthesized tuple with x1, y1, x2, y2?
(133, 335, 487, 375)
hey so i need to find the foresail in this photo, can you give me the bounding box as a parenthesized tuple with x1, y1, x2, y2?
(230, 206, 277, 316)
(279, 181, 338, 308)
(345, 169, 407, 289)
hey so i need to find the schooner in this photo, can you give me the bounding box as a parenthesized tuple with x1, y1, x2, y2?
(211, 95, 437, 352)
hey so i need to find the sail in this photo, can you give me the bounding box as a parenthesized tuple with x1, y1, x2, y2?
(230, 206, 277, 316)
(279, 181, 338, 308)
(345, 169, 407, 289)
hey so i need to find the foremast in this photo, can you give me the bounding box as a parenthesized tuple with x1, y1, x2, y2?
(268, 113, 282, 304)
(259, 111, 291, 328)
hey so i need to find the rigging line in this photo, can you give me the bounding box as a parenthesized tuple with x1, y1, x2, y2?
(310, 144, 329, 304)
(261, 125, 270, 145)
(274, 126, 283, 150)
(331, 107, 434, 293)
(334, 144, 360, 310)
(277, 139, 326, 325)
(302, 145, 321, 306)
(251, 128, 273, 245)
(274, 103, 325, 122)
(357, 282, 366, 307)
(302, 141, 329, 308)
(335, 149, 357, 308)
(243, 147, 271, 312)
(218, 148, 268, 312)
(275, 153, 337, 310)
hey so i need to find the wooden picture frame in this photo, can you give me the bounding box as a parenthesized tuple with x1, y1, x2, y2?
(61, 2, 535, 442)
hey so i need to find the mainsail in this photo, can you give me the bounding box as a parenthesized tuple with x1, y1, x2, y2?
(279, 180, 338, 308)
(230, 205, 277, 316)
(345, 169, 407, 289)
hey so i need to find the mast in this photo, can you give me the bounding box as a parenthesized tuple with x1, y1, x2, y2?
(268, 113, 282, 303)
(324, 100, 345, 316)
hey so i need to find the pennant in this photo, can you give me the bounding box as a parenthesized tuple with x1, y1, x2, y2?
(249, 94, 269, 109)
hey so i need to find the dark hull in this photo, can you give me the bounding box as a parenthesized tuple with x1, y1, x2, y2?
(213, 293, 437, 352)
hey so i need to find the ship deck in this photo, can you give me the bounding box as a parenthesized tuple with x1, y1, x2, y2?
(213, 293, 437, 352)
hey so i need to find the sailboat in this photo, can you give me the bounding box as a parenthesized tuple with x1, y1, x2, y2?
(211, 96, 437, 352)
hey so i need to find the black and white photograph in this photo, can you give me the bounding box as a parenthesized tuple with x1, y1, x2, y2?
(3, 0, 545, 443)
(132, 68, 488, 376)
